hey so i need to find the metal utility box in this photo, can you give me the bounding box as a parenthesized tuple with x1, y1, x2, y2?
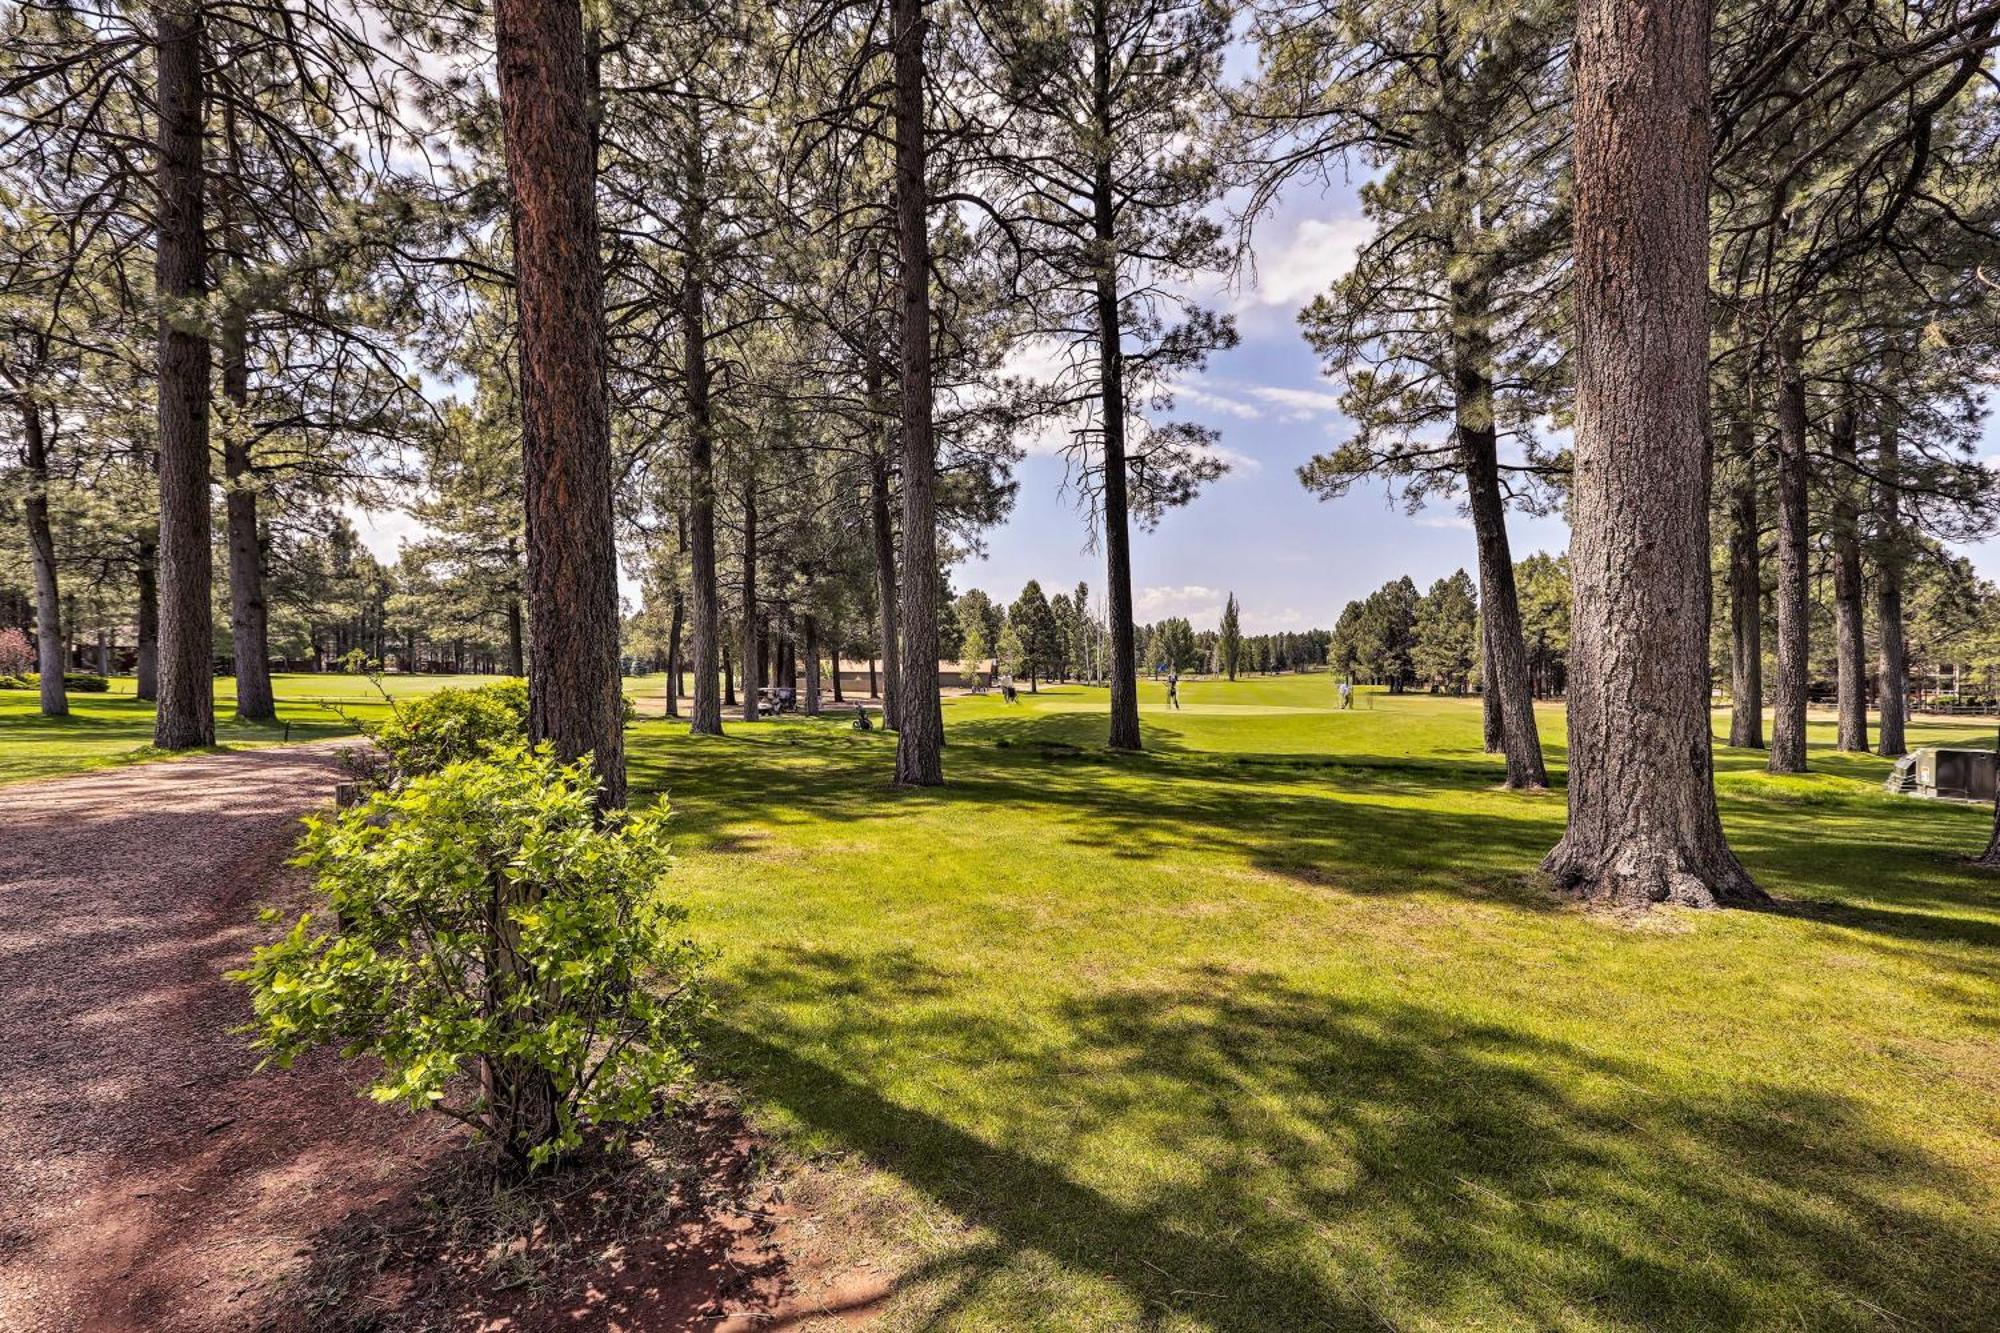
(1888, 747, 1997, 801)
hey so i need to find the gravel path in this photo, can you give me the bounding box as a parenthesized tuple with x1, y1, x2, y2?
(0, 744, 447, 1332)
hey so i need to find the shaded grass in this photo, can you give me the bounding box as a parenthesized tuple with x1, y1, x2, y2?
(630, 680, 2000, 1331)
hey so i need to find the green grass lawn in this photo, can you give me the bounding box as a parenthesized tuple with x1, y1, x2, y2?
(5, 672, 1997, 1329)
(0, 672, 498, 785)
(628, 678, 1999, 1332)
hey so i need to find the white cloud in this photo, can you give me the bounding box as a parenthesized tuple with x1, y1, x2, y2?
(1172, 381, 1265, 420)
(1239, 216, 1375, 311)
(1413, 513, 1472, 531)
(345, 504, 427, 561)
(1135, 584, 1226, 624)
(1245, 385, 1344, 420)
(1243, 606, 1306, 634)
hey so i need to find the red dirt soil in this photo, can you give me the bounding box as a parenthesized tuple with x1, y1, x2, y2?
(0, 745, 881, 1332)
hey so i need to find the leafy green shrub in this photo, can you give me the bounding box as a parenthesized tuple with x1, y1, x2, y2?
(233, 745, 706, 1172)
(0, 673, 29, 691)
(374, 679, 529, 777)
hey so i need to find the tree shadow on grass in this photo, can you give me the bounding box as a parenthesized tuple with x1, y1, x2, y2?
(633, 721, 2000, 956)
(717, 950, 1999, 1331)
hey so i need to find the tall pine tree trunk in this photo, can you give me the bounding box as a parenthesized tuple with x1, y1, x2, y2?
(1829, 391, 1868, 752)
(220, 309, 275, 721)
(666, 589, 683, 718)
(18, 396, 67, 717)
(1768, 322, 1810, 774)
(803, 614, 822, 714)
(1726, 419, 1763, 748)
(680, 111, 722, 736)
(869, 443, 902, 730)
(1090, 16, 1141, 753)
(152, 0, 215, 751)
(136, 531, 159, 701)
(1541, 0, 1758, 907)
(495, 0, 625, 809)
(1451, 281, 1545, 789)
(740, 470, 760, 722)
(889, 0, 943, 783)
(1874, 355, 1908, 758)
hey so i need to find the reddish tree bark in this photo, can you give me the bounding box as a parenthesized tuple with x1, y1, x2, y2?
(152, 1, 214, 751)
(1726, 419, 1764, 749)
(1540, 0, 1759, 907)
(17, 396, 66, 717)
(891, 0, 943, 784)
(494, 0, 625, 807)
(1829, 391, 1868, 752)
(1767, 322, 1811, 774)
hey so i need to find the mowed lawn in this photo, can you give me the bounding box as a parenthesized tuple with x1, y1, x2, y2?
(632, 677, 2000, 1332)
(0, 672, 493, 785)
(6, 673, 1999, 1328)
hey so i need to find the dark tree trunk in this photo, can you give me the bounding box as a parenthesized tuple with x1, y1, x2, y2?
(495, 0, 625, 808)
(740, 471, 760, 723)
(890, 0, 943, 784)
(1453, 303, 1546, 789)
(506, 591, 525, 677)
(1829, 392, 1868, 752)
(724, 644, 736, 707)
(136, 532, 159, 701)
(683, 273, 723, 735)
(779, 627, 795, 694)
(665, 589, 683, 718)
(832, 649, 844, 703)
(869, 440, 902, 730)
(152, 1, 214, 750)
(876, 446, 908, 728)
(18, 397, 67, 716)
(1874, 375, 1909, 758)
(1768, 322, 1810, 775)
(1727, 420, 1764, 748)
(1541, 0, 1758, 907)
(1090, 16, 1140, 753)
(1480, 619, 1503, 753)
(803, 614, 822, 714)
(220, 307, 275, 722)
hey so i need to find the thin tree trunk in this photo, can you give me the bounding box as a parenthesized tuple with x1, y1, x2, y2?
(1541, 0, 1758, 907)
(1768, 321, 1810, 774)
(136, 532, 159, 701)
(1727, 419, 1764, 748)
(869, 443, 902, 730)
(832, 649, 844, 703)
(1829, 390, 1868, 752)
(724, 643, 736, 707)
(803, 614, 822, 714)
(1091, 14, 1140, 753)
(220, 314, 275, 722)
(496, 0, 625, 810)
(1480, 618, 1503, 752)
(683, 241, 722, 735)
(152, 0, 214, 750)
(1452, 285, 1546, 788)
(502, 535, 526, 675)
(18, 397, 67, 716)
(889, 0, 943, 784)
(740, 470, 760, 722)
(666, 589, 683, 718)
(1875, 376, 1909, 758)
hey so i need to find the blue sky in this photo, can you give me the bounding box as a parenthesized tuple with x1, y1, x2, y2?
(949, 190, 1572, 637)
(951, 188, 2000, 637)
